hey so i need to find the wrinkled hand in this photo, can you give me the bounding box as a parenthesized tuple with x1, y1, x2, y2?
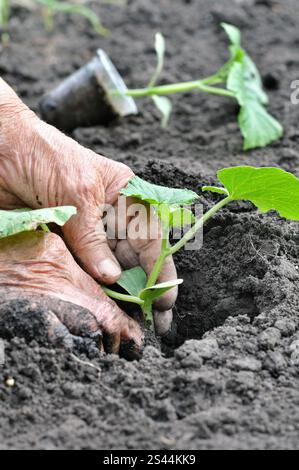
(0, 231, 143, 355)
(0, 78, 177, 344)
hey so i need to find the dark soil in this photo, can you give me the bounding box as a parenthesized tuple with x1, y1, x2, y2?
(1, 0, 299, 450)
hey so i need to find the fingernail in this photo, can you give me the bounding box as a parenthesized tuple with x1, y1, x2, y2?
(98, 259, 121, 281)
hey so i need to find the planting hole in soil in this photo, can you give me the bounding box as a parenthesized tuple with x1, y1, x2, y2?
(1, 0, 299, 452)
(103, 165, 299, 343)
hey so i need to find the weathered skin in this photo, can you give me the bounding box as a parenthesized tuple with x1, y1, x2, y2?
(0, 78, 178, 353)
(0, 231, 143, 353)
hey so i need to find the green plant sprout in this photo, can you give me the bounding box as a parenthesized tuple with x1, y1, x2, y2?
(5, 0, 124, 37)
(103, 166, 299, 328)
(0, 0, 9, 26)
(35, 0, 113, 36)
(113, 24, 283, 151)
(0, 0, 10, 42)
(0, 206, 76, 239)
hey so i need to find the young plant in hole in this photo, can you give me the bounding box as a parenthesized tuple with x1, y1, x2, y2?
(0, 206, 76, 239)
(112, 23, 283, 150)
(103, 166, 299, 329)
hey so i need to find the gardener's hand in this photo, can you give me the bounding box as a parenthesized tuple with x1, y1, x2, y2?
(0, 231, 144, 355)
(0, 78, 177, 336)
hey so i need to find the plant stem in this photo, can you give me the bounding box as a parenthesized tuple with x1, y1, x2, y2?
(42, 7, 55, 31)
(145, 226, 169, 289)
(200, 74, 225, 86)
(139, 197, 231, 330)
(169, 196, 232, 256)
(141, 299, 154, 326)
(102, 286, 144, 306)
(0, 0, 9, 28)
(140, 226, 170, 328)
(143, 196, 232, 303)
(103, 196, 232, 329)
(120, 79, 235, 99)
(40, 224, 50, 233)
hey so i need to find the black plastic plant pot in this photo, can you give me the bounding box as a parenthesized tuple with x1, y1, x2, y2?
(39, 49, 138, 132)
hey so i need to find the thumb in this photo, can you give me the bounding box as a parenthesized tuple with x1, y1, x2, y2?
(63, 205, 121, 284)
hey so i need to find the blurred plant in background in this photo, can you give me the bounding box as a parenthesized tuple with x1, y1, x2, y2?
(0, 0, 10, 42)
(0, 0, 9, 27)
(0, 0, 125, 42)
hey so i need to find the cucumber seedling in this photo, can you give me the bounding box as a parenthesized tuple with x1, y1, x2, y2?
(103, 166, 299, 329)
(0, 206, 76, 239)
(113, 24, 283, 150)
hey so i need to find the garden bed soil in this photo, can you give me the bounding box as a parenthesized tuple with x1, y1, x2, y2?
(1, 0, 299, 450)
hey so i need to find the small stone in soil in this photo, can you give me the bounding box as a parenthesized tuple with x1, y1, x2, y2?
(181, 351, 203, 369)
(263, 351, 287, 375)
(175, 338, 219, 362)
(258, 327, 281, 350)
(231, 357, 262, 372)
(227, 371, 256, 394)
(289, 340, 299, 366)
(274, 319, 296, 337)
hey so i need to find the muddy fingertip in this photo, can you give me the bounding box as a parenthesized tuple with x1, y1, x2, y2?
(153, 309, 173, 337)
(119, 339, 144, 361)
(153, 286, 178, 312)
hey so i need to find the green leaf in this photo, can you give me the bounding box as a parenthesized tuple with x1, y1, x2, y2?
(221, 22, 241, 47)
(238, 98, 283, 151)
(217, 166, 299, 220)
(152, 95, 172, 128)
(120, 176, 199, 206)
(227, 59, 267, 107)
(155, 32, 165, 61)
(0, 206, 77, 239)
(212, 22, 245, 82)
(202, 186, 229, 196)
(242, 55, 268, 105)
(227, 61, 282, 150)
(140, 279, 183, 303)
(169, 207, 195, 228)
(157, 205, 195, 228)
(116, 266, 147, 297)
(222, 24, 267, 102)
(148, 32, 166, 87)
(221, 24, 283, 150)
